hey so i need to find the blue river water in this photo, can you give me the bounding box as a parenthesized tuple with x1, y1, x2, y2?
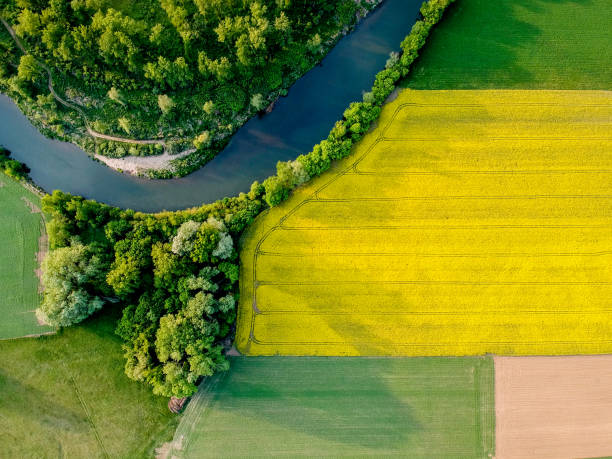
(0, 0, 421, 212)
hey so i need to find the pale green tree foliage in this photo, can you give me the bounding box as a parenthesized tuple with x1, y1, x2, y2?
(157, 94, 175, 115)
(107, 86, 125, 105)
(171, 220, 201, 255)
(250, 93, 266, 110)
(36, 242, 105, 327)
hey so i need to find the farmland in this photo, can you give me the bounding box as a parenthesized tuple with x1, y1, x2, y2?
(0, 173, 51, 339)
(406, 0, 612, 89)
(237, 89, 612, 356)
(495, 356, 612, 459)
(0, 309, 177, 458)
(168, 356, 494, 458)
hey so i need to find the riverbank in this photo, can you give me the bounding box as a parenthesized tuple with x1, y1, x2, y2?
(0, 0, 423, 211)
(0, 0, 384, 177)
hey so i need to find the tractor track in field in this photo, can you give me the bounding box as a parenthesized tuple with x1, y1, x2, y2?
(239, 91, 612, 354)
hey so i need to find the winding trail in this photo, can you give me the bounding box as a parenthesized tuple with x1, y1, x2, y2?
(1, 17, 165, 147)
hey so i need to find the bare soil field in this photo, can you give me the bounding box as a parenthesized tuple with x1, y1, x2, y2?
(495, 355, 612, 459)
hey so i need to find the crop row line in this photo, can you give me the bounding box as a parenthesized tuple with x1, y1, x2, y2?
(257, 250, 612, 258)
(277, 224, 612, 230)
(350, 169, 612, 176)
(253, 310, 612, 316)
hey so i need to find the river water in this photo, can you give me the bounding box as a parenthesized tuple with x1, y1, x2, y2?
(0, 0, 421, 212)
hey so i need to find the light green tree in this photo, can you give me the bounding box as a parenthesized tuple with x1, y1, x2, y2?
(118, 117, 131, 134)
(157, 94, 175, 115)
(36, 242, 105, 327)
(250, 93, 266, 111)
(107, 86, 125, 106)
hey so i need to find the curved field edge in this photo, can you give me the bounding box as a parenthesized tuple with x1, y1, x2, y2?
(236, 87, 409, 353)
(235, 89, 391, 353)
(236, 91, 610, 355)
(166, 356, 494, 458)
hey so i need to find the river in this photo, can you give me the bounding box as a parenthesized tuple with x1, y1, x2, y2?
(0, 0, 421, 212)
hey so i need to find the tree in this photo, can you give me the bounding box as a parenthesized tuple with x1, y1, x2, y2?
(171, 220, 201, 255)
(17, 54, 43, 84)
(15, 8, 42, 38)
(107, 86, 125, 105)
(250, 93, 266, 111)
(36, 242, 105, 327)
(191, 223, 220, 263)
(202, 100, 215, 116)
(157, 94, 175, 115)
(106, 255, 141, 297)
(193, 131, 211, 149)
(118, 117, 131, 134)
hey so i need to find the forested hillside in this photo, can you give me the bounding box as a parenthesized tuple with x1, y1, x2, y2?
(0, 0, 379, 171)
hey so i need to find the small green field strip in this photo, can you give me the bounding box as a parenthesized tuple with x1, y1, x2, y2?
(0, 174, 52, 339)
(169, 356, 495, 458)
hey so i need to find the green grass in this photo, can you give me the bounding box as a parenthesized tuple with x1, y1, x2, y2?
(169, 357, 494, 458)
(0, 174, 52, 339)
(405, 0, 612, 89)
(0, 308, 178, 458)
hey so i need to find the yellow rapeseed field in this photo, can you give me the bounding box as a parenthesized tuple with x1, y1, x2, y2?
(237, 90, 612, 356)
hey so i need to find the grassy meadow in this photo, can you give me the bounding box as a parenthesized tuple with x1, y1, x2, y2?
(0, 308, 177, 458)
(237, 89, 612, 356)
(168, 356, 494, 458)
(0, 173, 51, 339)
(405, 0, 612, 89)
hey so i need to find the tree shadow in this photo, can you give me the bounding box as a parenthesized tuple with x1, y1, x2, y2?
(0, 370, 91, 435)
(182, 357, 489, 456)
(212, 357, 420, 452)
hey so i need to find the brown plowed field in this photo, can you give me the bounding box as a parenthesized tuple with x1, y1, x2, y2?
(495, 355, 612, 459)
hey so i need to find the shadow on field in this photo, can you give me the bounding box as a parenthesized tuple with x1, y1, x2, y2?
(0, 370, 90, 433)
(405, 0, 593, 89)
(216, 357, 421, 451)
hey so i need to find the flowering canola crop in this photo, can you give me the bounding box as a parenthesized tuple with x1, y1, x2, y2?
(237, 89, 612, 356)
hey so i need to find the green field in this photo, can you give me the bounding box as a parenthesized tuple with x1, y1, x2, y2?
(0, 173, 51, 339)
(0, 308, 177, 458)
(169, 356, 494, 458)
(406, 0, 611, 89)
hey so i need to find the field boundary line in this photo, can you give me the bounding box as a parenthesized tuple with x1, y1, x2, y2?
(278, 224, 612, 230)
(258, 250, 612, 258)
(351, 168, 612, 176)
(255, 310, 612, 316)
(256, 280, 612, 286)
(249, 336, 612, 346)
(311, 194, 612, 202)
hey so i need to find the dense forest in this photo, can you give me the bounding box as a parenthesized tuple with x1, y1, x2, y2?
(0, 0, 381, 170)
(26, 0, 455, 399)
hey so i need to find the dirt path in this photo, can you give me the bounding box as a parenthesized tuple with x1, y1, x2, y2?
(1, 17, 165, 147)
(495, 355, 612, 459)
